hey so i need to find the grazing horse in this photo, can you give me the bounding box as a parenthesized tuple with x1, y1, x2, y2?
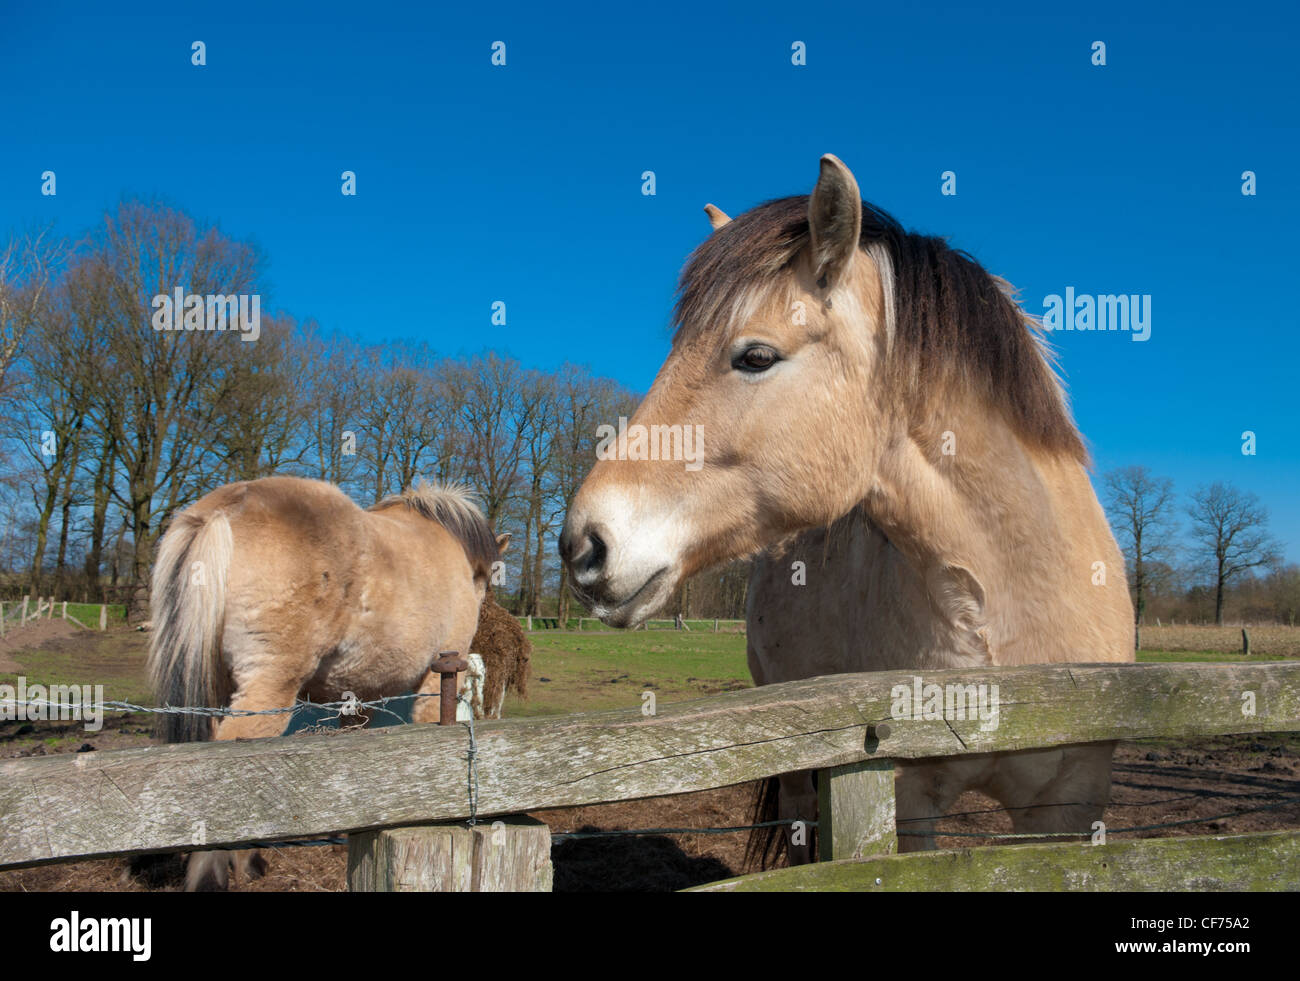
(560, 155, 1133, 864)
(147, 475, 508, 890)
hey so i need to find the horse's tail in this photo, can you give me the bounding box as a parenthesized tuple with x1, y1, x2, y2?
(147, 508, 232, 744)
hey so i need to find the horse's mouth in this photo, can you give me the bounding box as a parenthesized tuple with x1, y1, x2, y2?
(585, 567, 675, 629)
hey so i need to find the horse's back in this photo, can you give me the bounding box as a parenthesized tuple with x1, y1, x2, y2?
(177, 475, 483, 702)
(193, 475, 358, 538)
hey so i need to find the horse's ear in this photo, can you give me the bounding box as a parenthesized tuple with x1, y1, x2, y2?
(496, 533, 511, 555)
(808, 154, 862, 290)
(703, 203, 731, 231)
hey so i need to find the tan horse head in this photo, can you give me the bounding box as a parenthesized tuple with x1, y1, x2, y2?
(563, 155, 1134, 866)
(561, 154, 1129, 664)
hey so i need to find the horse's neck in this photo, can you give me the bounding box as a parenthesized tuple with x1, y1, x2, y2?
(747, 509, 988, 679)
(863, 407, 1131, 664)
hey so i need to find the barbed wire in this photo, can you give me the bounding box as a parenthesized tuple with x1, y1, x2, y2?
(463, 705, 481, 825)
(0, 692, 440, 721)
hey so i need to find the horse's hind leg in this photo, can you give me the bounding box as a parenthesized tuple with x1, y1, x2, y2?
(779, 771, 817, 865)
(186, 849, 270, 892)
(185, 673, 309, 892)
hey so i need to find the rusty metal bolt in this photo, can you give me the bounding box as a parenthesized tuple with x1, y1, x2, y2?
(430, 651, 469, 725)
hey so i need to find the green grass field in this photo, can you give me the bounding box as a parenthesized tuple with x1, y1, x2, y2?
(0, 630, 153, 705)
(2, 623, 1297, 726)
(501, 631, 1300, 717)
(1, 602, 127, 626)
(503, 630, 751, 717)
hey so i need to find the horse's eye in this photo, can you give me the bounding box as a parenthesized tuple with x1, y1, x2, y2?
(733, 345, 780, 373)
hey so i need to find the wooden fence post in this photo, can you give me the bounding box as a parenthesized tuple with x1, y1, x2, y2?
(1243, 629, 1251, 656)
(61, 601, 67, 620)
(526, 615, 532, 632)
(47, 597, 53, 619)
(346, 817, 552, 891)
(99, 605, 108, 631)
(21, 596, 28, 623)
(817, 758, 897, 861)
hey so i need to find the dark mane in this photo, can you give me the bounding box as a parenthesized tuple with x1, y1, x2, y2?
(674, 196, 1086, 461)
(371, 481, 499, 579)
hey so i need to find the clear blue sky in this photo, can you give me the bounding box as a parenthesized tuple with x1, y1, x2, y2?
(3, 0, 1297, 561)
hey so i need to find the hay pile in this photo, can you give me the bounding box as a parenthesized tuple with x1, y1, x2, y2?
(470, 590, 530, 717)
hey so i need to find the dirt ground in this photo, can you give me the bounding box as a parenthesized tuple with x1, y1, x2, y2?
(0, 618, 81, 671)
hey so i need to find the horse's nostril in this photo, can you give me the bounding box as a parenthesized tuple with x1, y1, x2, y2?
(587, 529, 607, 574)
(562, 523, 608, 582)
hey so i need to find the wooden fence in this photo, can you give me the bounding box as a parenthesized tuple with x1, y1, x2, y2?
(0, 598, 114, 633)
(1, 662, 1298, 891)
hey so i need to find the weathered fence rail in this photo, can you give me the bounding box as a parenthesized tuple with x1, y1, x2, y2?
(693, 829, 1300, 891)
(2, 661, 1298, 889)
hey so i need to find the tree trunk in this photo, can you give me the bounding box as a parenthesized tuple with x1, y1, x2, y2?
(85, 436, 114, 601)
(530, 517, 545, 618)
(54, 493, 73, 598)
(515, 509, 533, 614)
(127, 489, 154, 623)
(557, 565, 570, 624)
(29, 484, 57, 597)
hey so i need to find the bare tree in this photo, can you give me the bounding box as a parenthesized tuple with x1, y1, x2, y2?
(63, 254, 119, 598)
(1187, 482, 1280, 625)
(514, 371, 559, 615)
(13, 267, 96, 596)
(459, 353, 532, 527)
(424, 361, 471, 485)
(87, 200, 263, 618)
(0, 226, 65, 417)
(297, 324, 365, 488)
(1103, 466, 1178, 647)
(203, 312, 304, 484)
(1266, 564, 1300, 627)
(364, 341, 440, 500)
